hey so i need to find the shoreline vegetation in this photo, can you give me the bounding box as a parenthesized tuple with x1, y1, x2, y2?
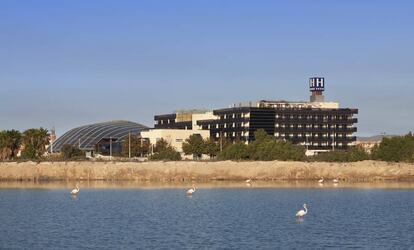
(0, 160, 413, 182)
(1, 129, 414, 182)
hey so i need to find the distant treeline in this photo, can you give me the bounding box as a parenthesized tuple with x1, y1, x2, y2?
(311, 132, 414, 163)
(1, 128, 414, 163)
(179, 129, 414, 163)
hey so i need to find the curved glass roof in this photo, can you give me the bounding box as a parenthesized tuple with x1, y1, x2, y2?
(51, 120, 148, 151)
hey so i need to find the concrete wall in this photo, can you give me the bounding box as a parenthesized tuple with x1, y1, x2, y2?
(140, 129, 210, 153)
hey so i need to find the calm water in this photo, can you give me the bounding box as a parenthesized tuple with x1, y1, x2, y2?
(1, 184, 414, 249)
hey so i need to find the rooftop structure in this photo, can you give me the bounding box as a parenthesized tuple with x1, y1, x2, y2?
(50, 121, 148, 154)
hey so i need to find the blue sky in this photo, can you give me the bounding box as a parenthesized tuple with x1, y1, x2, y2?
(0, 0, 413, 136)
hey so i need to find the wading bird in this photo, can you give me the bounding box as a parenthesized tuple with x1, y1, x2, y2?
(318, 177, 324, 184)
(333, 178, 339, 184)
(70, 184, 80, 195)
(245, 179, 251, 183)
(186, 186, 196, 195)
(295, 204, 308, 218)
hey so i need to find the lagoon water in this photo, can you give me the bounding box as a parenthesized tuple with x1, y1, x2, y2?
(1, 183, 414, 249)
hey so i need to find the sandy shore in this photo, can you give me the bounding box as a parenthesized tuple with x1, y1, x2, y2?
(0, 160, 413, 182)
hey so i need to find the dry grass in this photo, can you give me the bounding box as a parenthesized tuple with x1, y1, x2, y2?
(0, 160, 413, 182)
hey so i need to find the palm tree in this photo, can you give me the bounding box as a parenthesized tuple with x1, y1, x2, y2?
(21, 128, 50, 159)
(0, 130, 22, 160)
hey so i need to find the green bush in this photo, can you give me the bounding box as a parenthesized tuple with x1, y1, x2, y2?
(218, 141, 249, 160)
(182, 135, 220, 159)
(182, 134, 205, 159)
(150, 148, 181, 161)
(371, 134, 414, 162)
(248, 129, 305, 161)
(150, 139, 181, 161)
(217, 129, 306, 161)
(61, 144, 85, 159)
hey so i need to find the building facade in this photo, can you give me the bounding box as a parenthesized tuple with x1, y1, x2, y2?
(140, 129, 210, 155)
(195, 104, 357, 151)
(153, 77, 358, 153)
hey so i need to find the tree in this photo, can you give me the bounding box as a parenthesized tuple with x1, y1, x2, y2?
(153, 138, 169, 153)
(150, 139, 181, 161)
(150, 148, 181, 161)
(248, 129, 305, 161)
(61, 144, 85, 159)
(0, 130, 22, 160)
(121, 135, 150, 157)
(203, 138, 220, 158)
(21, 128, 50, 159)
(371, 134, 414, 162)
(218, 141, 249, 160)
(182, 134, 205, 160)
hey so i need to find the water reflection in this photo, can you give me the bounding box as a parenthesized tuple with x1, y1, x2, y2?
(1, 180, 414, 189)
(295, 217, 305, 224)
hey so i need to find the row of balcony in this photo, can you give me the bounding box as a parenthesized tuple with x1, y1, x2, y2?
(275, 118, 358, 123)
(285, 136, 357, 142)
(275, 127, 357, 133)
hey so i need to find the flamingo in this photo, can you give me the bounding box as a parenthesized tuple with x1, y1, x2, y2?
(295, 204, 308, 218)
(70, 184, 79, 195)
(318, 177, 324, 184)
(186, 186, 196, 195)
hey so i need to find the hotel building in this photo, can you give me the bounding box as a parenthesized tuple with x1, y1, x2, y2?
(153, 77, 358, 154)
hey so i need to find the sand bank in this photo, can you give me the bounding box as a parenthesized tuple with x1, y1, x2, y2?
(0, 160, 413, 182)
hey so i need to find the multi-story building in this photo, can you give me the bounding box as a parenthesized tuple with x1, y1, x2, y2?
(144, 111, 214, 157)
(153, 77, 358, 154)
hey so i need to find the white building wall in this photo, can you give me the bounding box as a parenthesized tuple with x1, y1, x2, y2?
(140, 129, 210, 153)
(191, 112, 217, 130)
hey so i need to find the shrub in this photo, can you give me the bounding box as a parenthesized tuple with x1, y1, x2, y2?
(248, 129, 305, 161)
(61, 144, 85, 159)
(182, 134, 205, 159)
(218, 141, 249, 160)
(150, 148, 181, 161)
(150, 139, 181, 161)
(371, 134, 414, 162)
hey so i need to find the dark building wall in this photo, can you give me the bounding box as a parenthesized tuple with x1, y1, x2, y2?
(211, 107, 250, 141)
(196, 107, 358, 150)
(156, 106, 358, 150)
(154, 114, 192, 130)
(274, 108, 358, 150)
(248, 108, 275, 141)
